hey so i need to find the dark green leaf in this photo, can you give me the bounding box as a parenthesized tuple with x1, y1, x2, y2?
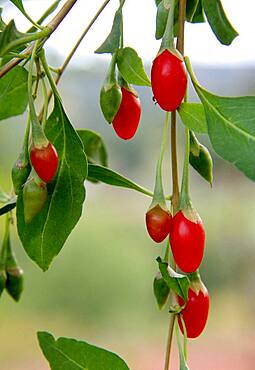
(178, 103, 207, 134)
(0, 8, 6, 31)
(155, 1, 168, 40)
(190, 0, 205, 23)
(186, 0, 199, 22)
(155, 0, 161, 6)
(194, 85, 255, 181)
(17, 97, 87, 271)
(0, 66, 28, 120)
(88, 164, 153, 197)
(189, 131, 213, 185)
(203, 0, 238, 45)
(0, 199, 16, 216)
(95, 4, 123, 54)
(38, 332, 130, 370)
(116, 47, 151, 87)
(157, 257, 190, 301)
(77, 129, 108, 183)
(153, 272, 170, 309)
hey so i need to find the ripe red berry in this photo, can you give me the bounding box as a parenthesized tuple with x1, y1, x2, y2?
(112, 87, 141, 140)
(151, 49, 187, 111)
(146, 205, 172, 243)
(177, 286, 209, 338)
(170, 210, 205, 273)
(30, 143, 58, 183)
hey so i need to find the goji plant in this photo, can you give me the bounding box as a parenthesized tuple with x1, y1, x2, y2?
(0, 0, 251, 369)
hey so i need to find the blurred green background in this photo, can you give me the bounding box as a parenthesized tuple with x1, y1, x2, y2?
(0, 59, 255, 370)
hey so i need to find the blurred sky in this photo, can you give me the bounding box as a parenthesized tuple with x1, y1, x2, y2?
(1, 0, 255, 67)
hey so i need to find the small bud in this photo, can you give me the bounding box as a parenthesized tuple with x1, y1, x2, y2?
(6, 267, 24, 302)
(12, 156, 31, 195)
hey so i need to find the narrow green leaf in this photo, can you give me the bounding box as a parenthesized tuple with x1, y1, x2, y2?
(116, 47, 151, 87)
(95, 5, 123, 54)
(157, 257, 190, 302)
(190, 0, 205, 23)
(189, 131, 213, 185)
(17, 97, 87, 271)
(77, 129, 108, 183)
(88, 164, 153, 197)
(153, 272, 170, 309)
(186, 0, 199, 22)
(203, 0, 238, 45)
(155, 1, 168, 40)
(0, 8, 6, 31)
(178, 103, 207, 134)
(0, 199, 16, 216)
(0, 66, 28, 120)
(0, 189, 10, 203)
(175, 326, 190, 370)
(10, 0, 25, 13)
(38, 331, 130, 370)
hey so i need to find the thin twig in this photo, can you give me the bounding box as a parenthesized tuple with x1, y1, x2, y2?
(0, 0, 78, 79)
(38, 0, 112, 121)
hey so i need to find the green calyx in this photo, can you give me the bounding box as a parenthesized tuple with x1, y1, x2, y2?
(5, 230, 24, 302)
(100, 53, 122, 123)
(12, 116, 32, 194)
(188, 270, 207, 296)
(23, 171, 48, 223)
(28, 42, 48, 149)
(159, 0, 182, 60)
(149, 112, 170, 211)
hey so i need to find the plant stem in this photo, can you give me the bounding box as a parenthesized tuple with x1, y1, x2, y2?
(0, 0, 78, 79)
(164, 1, 187, 370)
(161, 0, 176, 51)
(170, 110, 179, 215)
(164, 314, 176, 370)
(38, 0, 112, 121)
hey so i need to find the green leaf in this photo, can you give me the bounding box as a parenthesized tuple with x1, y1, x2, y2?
(17, 97, 87, 271)
(175, 326, 190, 370)
(189, 131, 213, 185)
(190, 0, 205, 23)
(77, 130, 108, 183)
(0, 8, 6, 31)
(95, 3, 123, 54)
(155, 1, 168, 40)
(116, 47, 151, 87)
(194, 86, 255, 181)
(0, 199, 16, 216)
(203, 0, 238, 45)
(38, 332, 130, 370)
(0, 20, 24, 57)
(186, 0, 199, 22)
(88, 164, 153, 197)
(157, 257, 190, 302)
(10, 0, 25, 13)
(77, 129, 108, 167)
(0, 66, 28, 120)
(153, 272, 170, 309)
(178, 103, 207, 134)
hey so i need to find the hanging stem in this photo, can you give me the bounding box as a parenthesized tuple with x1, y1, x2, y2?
(164, 1, 187, 370)
(39, 49, 61, 101)
(153, 112, 170, 206)
(28, 41, 48, 147)
(179, 127, 190, 209)
(180, 314, 188, 361)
